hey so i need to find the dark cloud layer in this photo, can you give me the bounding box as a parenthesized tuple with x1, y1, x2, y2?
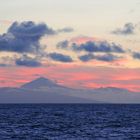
(0, 21, 55, 54)
(112, 23, 135, 35)
(48, 52, 73, 62)
(79, 53, 119, 62)
(0, 21, 132, 66)
(72, 41, 125, 53)
(15, 55, 41, 67)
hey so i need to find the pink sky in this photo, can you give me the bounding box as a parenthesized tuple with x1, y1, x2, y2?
(0, 65, 140, 92)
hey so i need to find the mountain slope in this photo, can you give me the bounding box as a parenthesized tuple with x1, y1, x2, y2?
(21, 77, 60, 89)
(0, 77, 99, 103)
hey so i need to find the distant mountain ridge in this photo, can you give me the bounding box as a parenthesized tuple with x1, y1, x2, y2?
(0, 77, 140, 103)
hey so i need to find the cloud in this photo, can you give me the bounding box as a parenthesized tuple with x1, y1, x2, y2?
(15, 55, 42, 67)
(132, 52, 140, 59)
(72, 41, 125, 53)
(8, 21, 55, 38)
(112, 23, 135, 35)
(79, 53, 119, 62)
(48, 53, 73, 62)
(79, 53, 94, 62)
(56, 40, 69, 49)
(0, 21, 55, 54)
(95, 54, 119, 62)
(0, 21, 75, 66)
(57, 27, 74, 33)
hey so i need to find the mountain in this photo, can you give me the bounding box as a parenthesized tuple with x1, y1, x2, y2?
(0, 77, 140, 103)
(0, 77, 98, 103)
(21, 77, 60, 89)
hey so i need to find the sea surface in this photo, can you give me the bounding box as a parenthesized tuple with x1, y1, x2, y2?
(0, 104, 140, 140)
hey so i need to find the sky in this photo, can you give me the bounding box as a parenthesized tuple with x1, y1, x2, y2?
(0, 0, 140, 91)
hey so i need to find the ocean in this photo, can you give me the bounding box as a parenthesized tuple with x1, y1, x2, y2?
(0, 104, 140, 140)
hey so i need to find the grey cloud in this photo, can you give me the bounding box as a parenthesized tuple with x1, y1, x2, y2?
(112, 23, 135, 35)
(72, 41, 124, 53)
(48, 52, 73, 62)
(79, 53, 94, 62)
(0, 21, 56, 54)
(8, 21, 55, 39)
(96, 54, 119, 62)
(15, 55, 42, 67)
(79, 53, 119, 62)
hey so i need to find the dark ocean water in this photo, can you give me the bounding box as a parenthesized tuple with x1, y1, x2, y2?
(0, 104, 140, 140)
